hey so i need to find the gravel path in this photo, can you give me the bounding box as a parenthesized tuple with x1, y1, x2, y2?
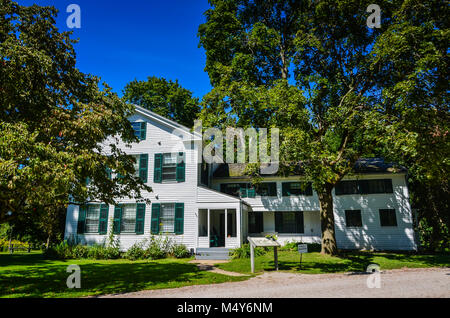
(101, 267, 449, 298)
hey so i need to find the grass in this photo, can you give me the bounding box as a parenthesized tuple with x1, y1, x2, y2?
(216, 249, 450, 274)
(0, 252, 249, 298)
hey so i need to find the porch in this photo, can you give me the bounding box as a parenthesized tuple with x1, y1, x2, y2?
(196, 186, 245, 249)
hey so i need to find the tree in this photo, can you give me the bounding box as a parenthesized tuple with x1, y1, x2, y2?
(198, 0, 448, 254)
(123, 76, 200, 127)
(0, 1, 152, 223)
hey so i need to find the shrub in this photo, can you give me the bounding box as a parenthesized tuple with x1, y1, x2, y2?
(88, 244, 120, 259)
(230, 244, 268, 259)
(72, 245, 89, 259)
(124, 241, 148, 260)
(146, 244, 167, 260)
(170, 243, 191, 259)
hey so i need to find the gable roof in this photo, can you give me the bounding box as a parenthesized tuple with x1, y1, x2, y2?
(212, 158, 407, 178)
(133, 104, 202, 140)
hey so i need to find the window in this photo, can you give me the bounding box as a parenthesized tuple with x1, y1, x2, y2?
(360, 179, 393, 194)
(198, 209, 208, 237)
(154, 153, 185, 183)
(121, 204, 137, 233)
(275, 212, 304, 233)
(255, 183, 277, 196)
(379, 209, 397, 226)
(220, 183, 276, 197)
(335, 181, 359, 195)
(162, 153, 177, 181)
(282, 182, 313, 196)
(160, 203, 175, 233)
(131, 122, 146, 140)
(85, 204, 101, 233)
(131, 155, 140, 177)
(220, 183, 248, 197)
(248, 212, 264, 233)
(345, 210, 362, 227)
(78, 204, 108, 235)
(335, 179, 393, 195)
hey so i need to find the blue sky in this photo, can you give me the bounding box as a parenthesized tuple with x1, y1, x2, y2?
(18, 0, 212, 98)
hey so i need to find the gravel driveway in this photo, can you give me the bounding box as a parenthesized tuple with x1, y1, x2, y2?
(101, 267, 449, 298)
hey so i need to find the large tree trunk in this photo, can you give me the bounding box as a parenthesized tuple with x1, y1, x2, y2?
(318, 183, 338, 255)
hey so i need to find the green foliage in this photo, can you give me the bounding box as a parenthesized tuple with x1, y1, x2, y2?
(230, 243, 268, 259)
(121, 236, 191, 260)
(123, 241, 148, 261)
(0, 0, 152, 224)
(43, 240, 120, 260)
(170, 243, 191, 259)
(123, 76, 200, 127)
(198, 0, 449, 255)
(281, 241, 321, 253)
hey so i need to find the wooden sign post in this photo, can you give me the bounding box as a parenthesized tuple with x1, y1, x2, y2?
(248, 237, 281, 273)
(297, 244, 308, 270)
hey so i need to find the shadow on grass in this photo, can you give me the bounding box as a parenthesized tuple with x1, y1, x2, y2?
(0, 258, 242, 298)
(0, 252, 58, 267)
(253, 250, 450, 274)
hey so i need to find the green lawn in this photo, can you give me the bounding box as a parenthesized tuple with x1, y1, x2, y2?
(216, 250, 450, 274)
(0, 252, 249, 298)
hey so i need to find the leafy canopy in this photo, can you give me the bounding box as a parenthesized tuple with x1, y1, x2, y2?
(0, 1, 151, 222)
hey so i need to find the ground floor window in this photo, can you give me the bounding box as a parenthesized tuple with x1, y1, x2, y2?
(275, 212, 304, 233)
(379, 209, 397, 226)
(121, 204, 137, 233)
(85, 204, 101, 233)
(345, 210, 363, 227)
(198, 209, 208, 237)
(226, 209, 237, 237)
(248, 212, 264, 233)
(160, 203, 175, 233)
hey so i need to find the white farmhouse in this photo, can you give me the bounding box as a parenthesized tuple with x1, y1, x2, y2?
(64, 106, 418, 258)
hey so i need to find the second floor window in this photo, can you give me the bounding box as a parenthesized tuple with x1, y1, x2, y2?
(335, 179, 393, 195)
(154, 153, 185, 183)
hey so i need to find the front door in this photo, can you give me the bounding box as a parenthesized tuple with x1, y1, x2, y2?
(209, 211, 225, 247)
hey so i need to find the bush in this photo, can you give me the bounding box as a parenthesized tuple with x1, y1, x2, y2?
(230, 243, 268, 259)
(170, 243, 191, 259)
(146, 236, 169, 260)
(124, 241, 148, 260)
(72, 245, 89, 258)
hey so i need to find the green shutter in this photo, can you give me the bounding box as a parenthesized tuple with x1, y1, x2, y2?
(151, 203, 161, 234)
(282, 183, 290, 196)
(77, 205, 86, 234)
(98, 204, 109, 235)
(140, 122, 146, 140)
(275, 212, 283, 233)
(154, 154, 162, 183)
(113, 205, 122, 234)
(240, 187, 248, 198)
(135, 203, 146, 235)
(174, 203, 184, 235)
(176, 152, 185, 182)
(139, 154, 148, 183)
(247, 188, 256, 198)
